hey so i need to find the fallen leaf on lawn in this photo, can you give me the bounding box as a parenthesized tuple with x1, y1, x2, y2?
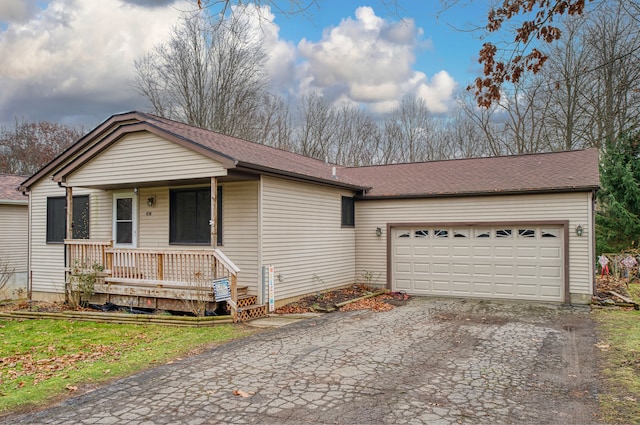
(232, 389, 254, 397)
(595, 343, 610, 350)
(65, 384, 78, 392)
(103, 369, 111, 374)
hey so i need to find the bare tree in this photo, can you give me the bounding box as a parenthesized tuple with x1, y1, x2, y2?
(134, 10, 268, 139)
(295, 93, 337, 161)
(0, 119, 82, 175)
(383, 96, 442, 163)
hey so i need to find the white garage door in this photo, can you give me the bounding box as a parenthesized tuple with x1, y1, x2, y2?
(392, 225, 564, 301)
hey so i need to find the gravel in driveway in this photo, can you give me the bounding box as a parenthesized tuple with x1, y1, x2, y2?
(2, 297, 601, 425)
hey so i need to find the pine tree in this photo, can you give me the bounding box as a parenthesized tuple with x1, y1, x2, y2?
(596, 131, 640, 254)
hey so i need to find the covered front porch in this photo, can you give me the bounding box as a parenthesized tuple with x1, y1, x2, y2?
(65, 239, 266, 321)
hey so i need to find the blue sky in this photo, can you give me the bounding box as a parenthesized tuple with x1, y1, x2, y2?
(0, 0, 493, 130)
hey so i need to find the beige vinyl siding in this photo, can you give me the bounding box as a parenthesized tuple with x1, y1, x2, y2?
(355, 192, 593, 297)
(66, 132, 227, 187)
(261, 176, 356, 301)
(0, 203, 28, 272)
(137, 183, 259, 292)
(220, 181, 259, 294)
(29, 179, 101, 297)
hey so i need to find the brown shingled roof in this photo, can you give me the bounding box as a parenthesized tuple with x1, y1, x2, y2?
(141, 113, 365, 189)
(19, 111, 600, 198)
(343, 149, 600, 198)
(0, 174, 28, 203)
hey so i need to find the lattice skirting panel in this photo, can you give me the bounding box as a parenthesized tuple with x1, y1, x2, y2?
(237, 305, 267, 321)
(237, 295, 257, 308)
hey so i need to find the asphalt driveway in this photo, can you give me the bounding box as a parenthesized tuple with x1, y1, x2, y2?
(3, 297, 601, 424)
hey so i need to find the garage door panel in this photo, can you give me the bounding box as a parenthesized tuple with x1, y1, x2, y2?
(432, 263, 451, 274)
(494, 264, 515, 277)
(540, 266, 561, 278)
(395, 279, 412, 290)
(516, 265, 538, 277)
(395, 245, 411, 256)
(432, 246, 450, 256)
(413, 262, 430, 273)
(516, 246, 538, 259)
(395, 261, 412, 273)
(414, 246, 430, 256)
(452, 263, 471, 275)
(392, 225, 563, 302)
(452, 281, 472, 293)
(452, 246, 471, 257)
(473, 246, 492, 258)
(494, 246, 515, 258)
(540, 247, 561, 259)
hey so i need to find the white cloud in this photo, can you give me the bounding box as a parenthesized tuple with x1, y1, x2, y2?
(0, 0, 186, 127)
(0, 0, 38, 24)
(231, 4, 297, 94)
(297, 6, 456, 114)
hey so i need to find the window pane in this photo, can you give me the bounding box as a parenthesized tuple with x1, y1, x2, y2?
(475, 229, 491, 238)
(73, 196, 90, 239)
(170, 188, 211, 244)
(398, 231, 410, 238)
(116, 222, 132, 244)
(415, 230, 429, 238)
(46, 197, 66, 243)
(453, 229, 469, 238)
(341, 197, 355, 227)
(117, 198, 132, 221)
(541, 228, 560, 238)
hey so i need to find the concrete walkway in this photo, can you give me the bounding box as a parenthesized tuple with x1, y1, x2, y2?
(2, 298, 601, 424)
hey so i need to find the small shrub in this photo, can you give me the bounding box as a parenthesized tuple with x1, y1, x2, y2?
(67, 261, 104, 309)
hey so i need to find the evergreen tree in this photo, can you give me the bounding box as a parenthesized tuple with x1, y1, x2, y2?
(596, 131, 640, 254)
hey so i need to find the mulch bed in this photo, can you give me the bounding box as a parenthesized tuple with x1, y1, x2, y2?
(275, 284, 409, 314)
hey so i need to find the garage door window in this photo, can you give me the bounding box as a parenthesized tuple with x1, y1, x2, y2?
(518, 229, 536, 238)
(541, 228, 559, 238)
(496, 229, 512, 238)
(415, 230, 429, 238)
(434, 229, 448, 238)
(453, 229, 469, 238)
(475, 229, 491, 238)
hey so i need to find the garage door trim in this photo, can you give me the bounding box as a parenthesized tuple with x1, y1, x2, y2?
(386, 220, 570, 304)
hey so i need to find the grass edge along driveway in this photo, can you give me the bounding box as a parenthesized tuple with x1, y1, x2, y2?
(0, 318, 255, 416)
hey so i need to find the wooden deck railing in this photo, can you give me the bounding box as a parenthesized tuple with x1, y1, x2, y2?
(64, 240, 241, 321)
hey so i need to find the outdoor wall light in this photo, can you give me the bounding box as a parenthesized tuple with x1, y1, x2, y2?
(376, 227, 382, 237)
(147, 196, 156, 207)
(575, 224, 584, 237)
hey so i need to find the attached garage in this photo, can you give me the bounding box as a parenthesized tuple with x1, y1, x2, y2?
(391, 223, 566, 302)
(347, 149, 600, 305)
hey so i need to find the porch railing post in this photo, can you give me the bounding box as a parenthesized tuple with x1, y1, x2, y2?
(157, 253, 164, 281)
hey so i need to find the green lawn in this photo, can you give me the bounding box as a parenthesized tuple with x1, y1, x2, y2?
(0, 318, 254, 415)
(593, 282, 640, 425)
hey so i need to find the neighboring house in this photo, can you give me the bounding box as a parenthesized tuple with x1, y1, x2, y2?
(19, 111, 599, 317)
(0, 174, 28, 299)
